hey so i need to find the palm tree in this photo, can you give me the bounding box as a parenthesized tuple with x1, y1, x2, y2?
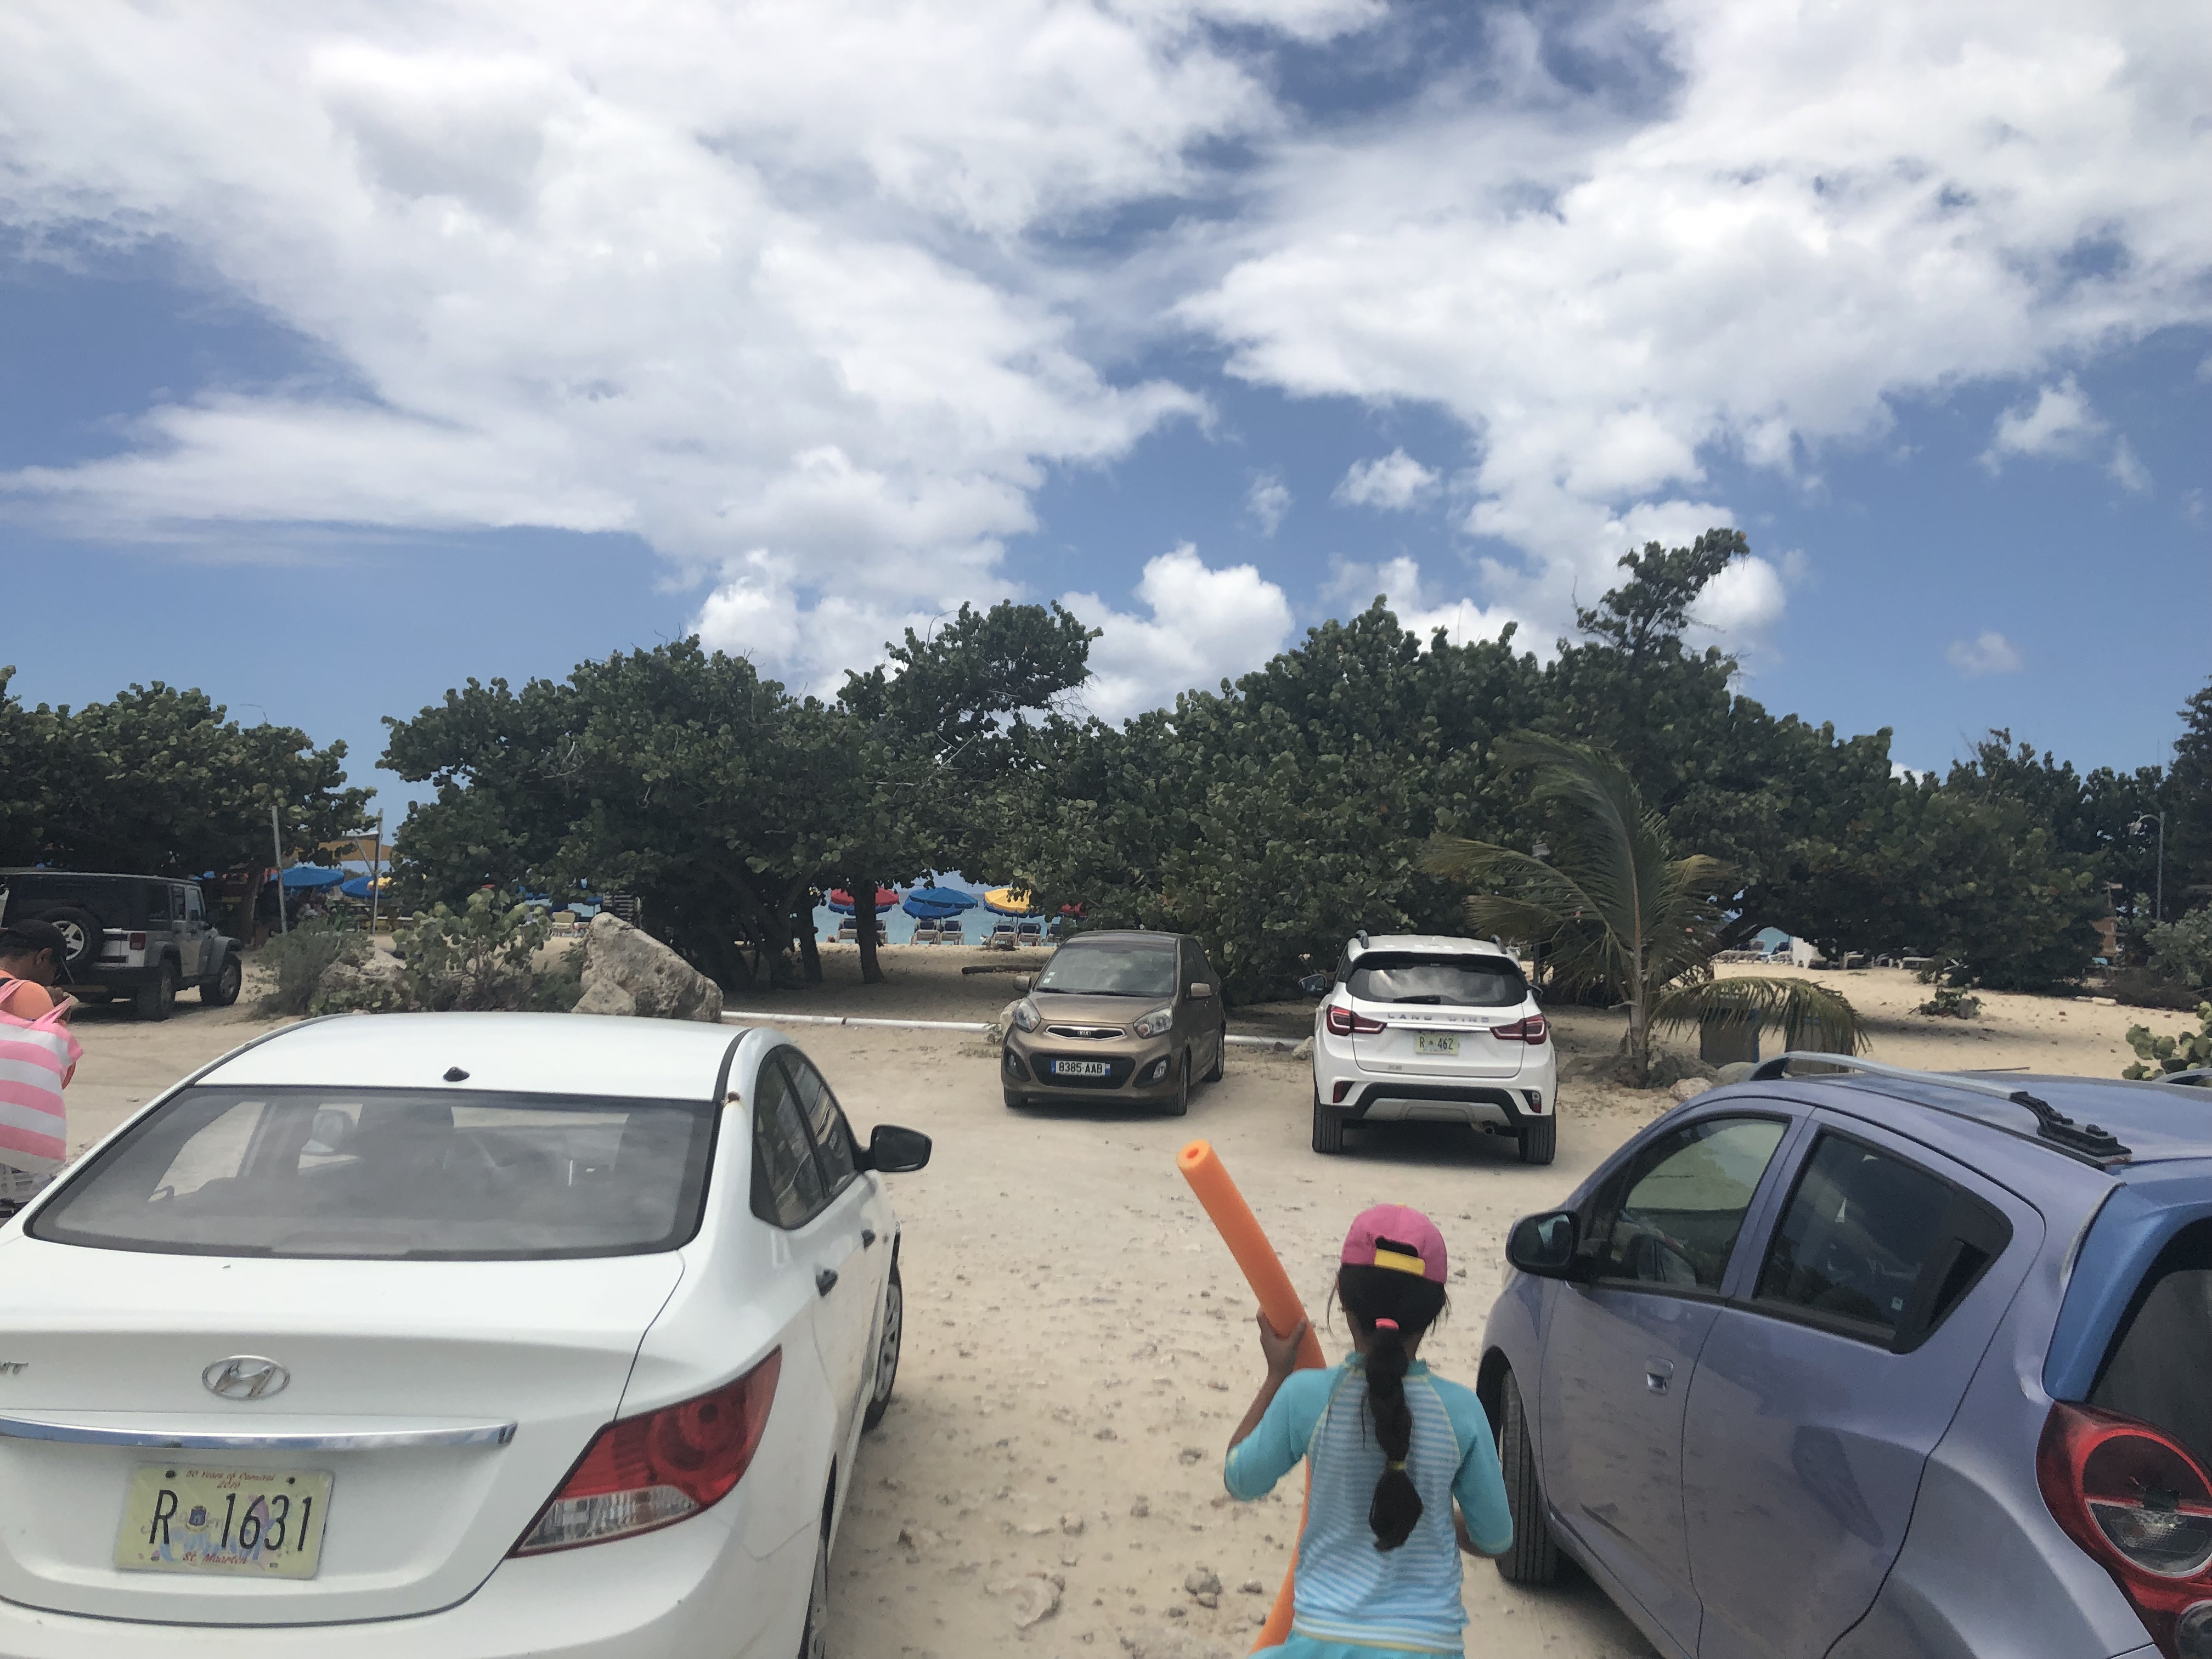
(1420, 732, 1861, 1087)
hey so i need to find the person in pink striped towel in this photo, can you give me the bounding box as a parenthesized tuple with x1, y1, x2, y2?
(0, 919, 81, 1194)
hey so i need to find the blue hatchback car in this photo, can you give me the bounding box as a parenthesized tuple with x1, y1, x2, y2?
(1480, 1054, 2212, 1659)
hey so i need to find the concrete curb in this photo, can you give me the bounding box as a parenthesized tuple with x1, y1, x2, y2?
(719, 1009, 1304, 1051)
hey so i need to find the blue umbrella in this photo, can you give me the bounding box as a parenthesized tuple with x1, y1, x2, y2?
(901, 896, 964, 920)
(906, 885, 979, 910)
(280, 866, 348, 890)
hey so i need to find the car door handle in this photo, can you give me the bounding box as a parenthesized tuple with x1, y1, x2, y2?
(861, 1228, 876, 1248)
(1645, 1359, 1675, 1395)
(815, 1268, 839, 1297)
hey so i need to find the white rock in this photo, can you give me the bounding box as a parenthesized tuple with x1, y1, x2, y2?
(1669, 1077, 1712, 1103)
(987, 1573, 1063, 1629)
(1290, 1037, 1313, 1060)
(575, 915, 723, 1023)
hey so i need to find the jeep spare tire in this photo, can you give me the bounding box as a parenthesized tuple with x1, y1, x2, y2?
(29, 906, 105, 970)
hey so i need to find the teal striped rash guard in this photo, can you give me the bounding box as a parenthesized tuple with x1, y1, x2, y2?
(1224, 1358, 1513, 1655)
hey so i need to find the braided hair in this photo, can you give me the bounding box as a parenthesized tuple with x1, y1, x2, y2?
(1337, 1259, 1448, 1551)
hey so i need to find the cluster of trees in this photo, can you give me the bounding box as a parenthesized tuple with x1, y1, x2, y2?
(0, 668, 370, 930)
(7, 533, 2206, 1006)
(376, 532, 2211, 1001)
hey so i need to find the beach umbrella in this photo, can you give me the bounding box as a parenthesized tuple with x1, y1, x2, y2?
(901, 896, 965, 920)
(280, 866, 348, 891)
(826, 887, 900, 913)
(906, 885, 979, 910)
(982, 885, 1037, 916)
(338, 874, 391, 900)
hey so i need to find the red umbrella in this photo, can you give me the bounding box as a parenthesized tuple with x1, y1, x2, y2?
(828, 887, 899, 912)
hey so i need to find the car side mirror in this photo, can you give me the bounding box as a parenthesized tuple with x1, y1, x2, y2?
(1188, 981, 1214, 1001)
(1013, 975, 1032, 993)
(864, 1124, 932, 1174)
(1296, 973, 1328, 998)
(1506, 1210, 1579, 1279)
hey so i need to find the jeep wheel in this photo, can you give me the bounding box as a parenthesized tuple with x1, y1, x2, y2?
(31, 906, 104, 973)
(134, 964, 176, 1022)
(201, 956, 242, 1008)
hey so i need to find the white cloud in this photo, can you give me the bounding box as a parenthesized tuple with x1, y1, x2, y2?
(2108, 436, 2152, 494)
(1183, 0, 2212, 637)
(1980, 376, 2104, 471)
(0, 0, 1371, 678)
(1062, 545, 1293, 719)
(1946, 630, 2024, 677)
(1334, 449, 1440, 510)
(1245, 471, 1290, 535)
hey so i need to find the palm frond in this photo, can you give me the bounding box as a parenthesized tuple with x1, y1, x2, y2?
(1651, 975, 1866, 1056)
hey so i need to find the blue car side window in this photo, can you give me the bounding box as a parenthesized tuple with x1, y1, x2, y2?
(1753, 1131, 2010, 1350)
(1586, 1116, 1788, 1291)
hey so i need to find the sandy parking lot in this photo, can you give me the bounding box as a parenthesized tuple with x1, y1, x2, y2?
(42, 951, 2168, 1658)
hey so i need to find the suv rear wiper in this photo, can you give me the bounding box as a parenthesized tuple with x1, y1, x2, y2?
(1392, 995, 1445, 1005)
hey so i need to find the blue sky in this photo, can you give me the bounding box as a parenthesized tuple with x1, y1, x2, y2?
(2, 0, 2207, 817)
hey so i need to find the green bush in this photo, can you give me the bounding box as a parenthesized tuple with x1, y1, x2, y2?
(1917, 984, 1983, 1019)
(253, 921, 365, 1017)
(2123, 1004, 2212, 1079)
(2147, 909, 2212, 991)
(398, 890, 566, 1012)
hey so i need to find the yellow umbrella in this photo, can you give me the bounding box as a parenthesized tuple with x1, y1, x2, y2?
(982, 886, 1038, 916)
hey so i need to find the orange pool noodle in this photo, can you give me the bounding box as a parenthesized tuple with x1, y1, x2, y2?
(1177, 1140, 1325, 1650)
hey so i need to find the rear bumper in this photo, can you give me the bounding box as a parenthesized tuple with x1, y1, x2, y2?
(1333, 1081, 1550, 1128)
(0, 1505, 811, 1659)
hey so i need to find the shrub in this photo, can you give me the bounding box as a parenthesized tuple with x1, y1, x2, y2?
(2146, 909, 2212, 991)
(1918, 985, 1983, 1019)
(253, 921, 365, 1017)
(398, 890, 562, 1012)
(2123, 1004, 2212, 1079)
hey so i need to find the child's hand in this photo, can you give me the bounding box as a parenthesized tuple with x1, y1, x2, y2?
(1256, 1312, 1309, 1378)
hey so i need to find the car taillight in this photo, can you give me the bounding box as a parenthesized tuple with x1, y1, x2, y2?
(1492, 1015, 1549, 1045)
(2039, 1400, 2212, 1657)
(127, 933, 146, 951)
(512, 1349, 781, 1555)
(1324, 1005, 1385, 1036)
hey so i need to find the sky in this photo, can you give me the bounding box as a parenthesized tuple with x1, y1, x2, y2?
(1, 0, 2207, 819)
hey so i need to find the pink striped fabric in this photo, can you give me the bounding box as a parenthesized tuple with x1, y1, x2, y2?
(0, 979, 76, 1177)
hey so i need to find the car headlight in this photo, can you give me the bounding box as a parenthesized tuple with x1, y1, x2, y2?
(1132, 1006, 1173, 1039)
(1012, 1000, 1041, 1032)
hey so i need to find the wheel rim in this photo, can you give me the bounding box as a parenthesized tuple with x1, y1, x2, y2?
(872, 1277, 902, 1406)
(53, 920, 87, 957)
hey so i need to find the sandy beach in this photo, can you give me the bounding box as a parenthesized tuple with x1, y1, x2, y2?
(45, 949, 2172, 1659)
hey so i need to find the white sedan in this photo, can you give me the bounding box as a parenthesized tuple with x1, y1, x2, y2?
(0, 1012, 927, 1658)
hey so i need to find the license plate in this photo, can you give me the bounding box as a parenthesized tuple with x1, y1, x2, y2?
(1052, 1059, 1111, 1077)
(1414, 1034, 1460, 1056)
(116, 1464, 332, 1578)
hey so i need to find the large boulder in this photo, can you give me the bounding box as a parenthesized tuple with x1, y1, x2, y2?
(575, 915, 723, 1022)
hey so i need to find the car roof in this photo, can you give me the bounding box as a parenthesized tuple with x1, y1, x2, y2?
(1347, 933, 1516, 961)
(1724, 1070, 2212, 1172)
(199, 1013, 745, 1102)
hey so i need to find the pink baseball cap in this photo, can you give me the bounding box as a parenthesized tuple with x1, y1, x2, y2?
(1341, 1204, 1448, 1284)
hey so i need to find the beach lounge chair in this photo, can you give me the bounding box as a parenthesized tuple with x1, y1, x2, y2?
(1015, 918, 1043, 945)
(912, 921, 941, 946)
(938, 918, 964, 944)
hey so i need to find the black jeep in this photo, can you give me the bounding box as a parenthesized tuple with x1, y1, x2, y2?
(0, 870, 244, 1020)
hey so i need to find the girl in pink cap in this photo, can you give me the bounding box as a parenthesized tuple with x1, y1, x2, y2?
(1223, 1203, 1512, 1657)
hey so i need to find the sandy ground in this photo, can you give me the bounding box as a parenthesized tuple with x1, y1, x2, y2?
(41, 948, 2174, 1659)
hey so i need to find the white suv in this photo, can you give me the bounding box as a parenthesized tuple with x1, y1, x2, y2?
(1304, 932, 1557, 1164)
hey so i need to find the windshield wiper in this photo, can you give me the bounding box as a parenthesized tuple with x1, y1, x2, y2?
(1040, 986, 1144, 996)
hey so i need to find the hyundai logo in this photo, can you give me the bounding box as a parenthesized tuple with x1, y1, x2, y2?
(202, 1356, 289, 1401)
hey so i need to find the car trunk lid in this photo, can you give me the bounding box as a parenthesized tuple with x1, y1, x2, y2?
(1350, 1003, 1528, 1079)
(0, 1237, 681, 1624)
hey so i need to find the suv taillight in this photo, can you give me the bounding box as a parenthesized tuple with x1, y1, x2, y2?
(1492, 1015, 1549, 1045)
(1324, 1005, 1385, 1036)
(2039, 1400, 2212, 1657)
(512, 1350, 781, 1555)
(127, 933, 146, 951)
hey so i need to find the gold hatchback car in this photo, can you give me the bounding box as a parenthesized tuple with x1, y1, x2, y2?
(1001, 930, 1228, 1115)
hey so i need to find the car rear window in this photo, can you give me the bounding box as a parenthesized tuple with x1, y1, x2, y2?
(30, 1087, 717, 1260)
(3, 875, 144, 930)
(1346, 952, 1527, 1007)
(2092, 1221, 2212, 1470)
(1036, 943, 1178, 997)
